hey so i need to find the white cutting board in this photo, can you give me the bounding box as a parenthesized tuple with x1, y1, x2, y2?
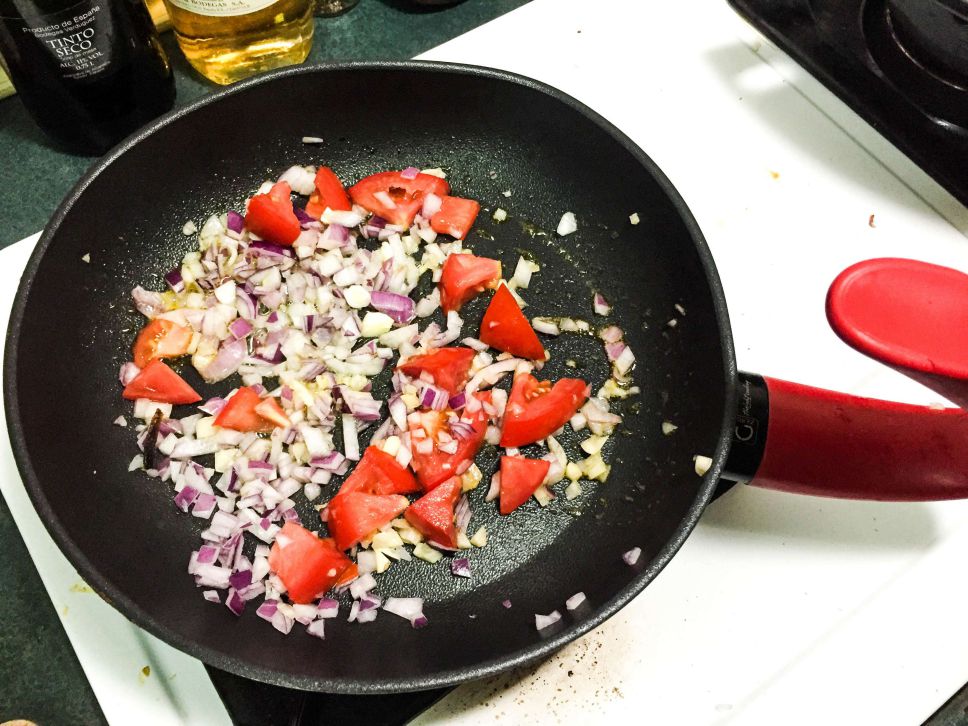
(5, 0, 968, 724)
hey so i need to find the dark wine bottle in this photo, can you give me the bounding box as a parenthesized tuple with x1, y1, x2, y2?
(0, 0, 175, 155)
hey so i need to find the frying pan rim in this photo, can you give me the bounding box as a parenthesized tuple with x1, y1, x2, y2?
(3, 60, 737, 693)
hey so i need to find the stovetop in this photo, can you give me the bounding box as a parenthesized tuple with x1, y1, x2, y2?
(727, 0, 968, 207)
(205, 667, 449, 726)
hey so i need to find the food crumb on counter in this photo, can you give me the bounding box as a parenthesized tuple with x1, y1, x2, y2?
(301, 136, 323, 144)
(629, 212, 640, 225)
(770, 170, 780, 179)
(181, 220, 197, 235)
(81, 253, 90, 263)
(869, 213, 876, 228)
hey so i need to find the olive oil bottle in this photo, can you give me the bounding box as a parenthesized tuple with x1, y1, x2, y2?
(162, 0, 314, 85)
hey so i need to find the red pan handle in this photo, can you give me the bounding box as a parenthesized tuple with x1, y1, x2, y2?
(724, 373, 968, 501)
(826, 258, 968, 408)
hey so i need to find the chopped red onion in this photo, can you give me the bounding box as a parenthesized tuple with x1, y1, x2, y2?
(454, 495, 472, 533)
(271, 609, 294, 634)
(593, 292, 612, 316)
(465, 358, 523, 394)
(226, 210, 244, 234)
(460, 337, 489, 352)
(400, 166, 420, 180)
(623, 547, 642, 566)
(605, 342, 626, 361)
(356, 606, 378, 624)
(170, 438, 220, 459)
(383, 597, 426, 628)
(119, 362, 140, 386)
(451, 557, 472, 578)
(311, 451, 346, 471)
(132, 285, 166, 318)
(249, 240, 295, 259)
(174, 485, 199, 512)
(532, 318, 560, 336)
(278, 165, 316, 196)
(317, 598, 339, 618)
(342, 414, 360, 461)
(290, 206, 314, 226)
(193, 563, 232, 589)
(359, 593, 382, 611)
(370, 291, 416, 324)
(565, 592, 586, 610)
(192, 494, 218, 519)
(614, 346, 636, 375)
(306, 619, 326, 639)
(323, 209, 365, 227)
(420, 384, 449, 411)
(599, 325, 624, 344)
(165, 268, 185, 293)
(448, 392, 467, 410)
(422, 192, 442, 218)
(349, 573, 377, 599)
(485, 471, 501, 502)
(338, 388, 384, 421)
(225, 589, 245, 616)
(502, 599, 512, 609)
(229, 318, 253, 340)
(202, 338, 247, 383)
(535, 610, 562, 630)
(228, 568, 253, 590)
(202, 590, 221, 603)
(256, 600, 279, 621)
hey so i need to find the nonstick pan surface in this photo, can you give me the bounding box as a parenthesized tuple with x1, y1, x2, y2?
(4, 62, 735, 692)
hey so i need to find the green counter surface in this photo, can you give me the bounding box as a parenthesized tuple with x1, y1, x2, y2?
(0, 2, 528, 723)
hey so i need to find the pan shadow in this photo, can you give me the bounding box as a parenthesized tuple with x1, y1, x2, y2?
(701, 43, 934, 219)
(701, 483, 941, 551)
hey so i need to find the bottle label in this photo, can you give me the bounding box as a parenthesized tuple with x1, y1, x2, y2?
(165, 0, 277, 17)
(8, 1, 115, 81)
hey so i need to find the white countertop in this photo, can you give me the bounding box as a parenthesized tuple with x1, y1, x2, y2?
(5, 0, 968, 723)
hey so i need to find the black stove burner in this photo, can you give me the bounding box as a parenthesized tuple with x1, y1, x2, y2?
(206, 666, 451, 726)
(727, 0, 968, 207)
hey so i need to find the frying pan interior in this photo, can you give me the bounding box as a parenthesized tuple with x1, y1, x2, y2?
(5, 63, 733, 691)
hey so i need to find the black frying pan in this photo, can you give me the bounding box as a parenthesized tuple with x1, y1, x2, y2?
(4, 62, 735, 692)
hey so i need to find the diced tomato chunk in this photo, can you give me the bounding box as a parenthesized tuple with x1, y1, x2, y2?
(214, 387, 286, 433)
(122, 360, 201, 404)
(499, 455, 552, 515)
(439, 253, 501, 313)
(500, 374, 590, 447)
(430, 196, 480, 240)
(408, 392, 492, 491)
(305, 166, 351, 218)
(339, 446, 420, 496)
(325, 492, 409, 551)
(348, 171, 450, 227)
(397, 347, 475, 396)
(132, 319, 193, 369)
(268, 522, 353, 604)
(245, 181, 300, 246)
(254, 397, 291, 429)
(404, 475, 462, 548)
(479, 284, 545, 360)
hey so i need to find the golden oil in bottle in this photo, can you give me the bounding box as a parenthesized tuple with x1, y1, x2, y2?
(161, 0, 314, 85)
